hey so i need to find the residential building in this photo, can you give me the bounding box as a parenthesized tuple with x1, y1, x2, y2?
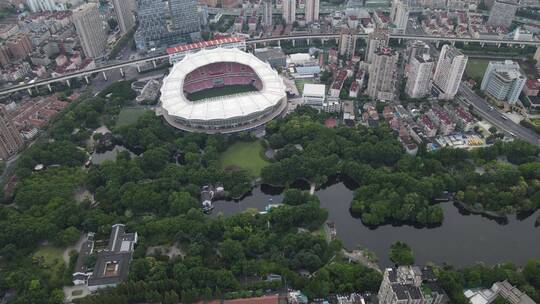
(222, 0, 242, 8)
(328, 48, 338, 64)
(406, 41, 430, 64)
(447, 0, 481, 10)
(0, 23, 19, 40)
(367, 47, 398, 101)
(73, 3, 107, 59)
(248, 17, 257, 31)
(378, 266, 448, 304)
(27, 0, 78, 12)
(134, 0, 167, 51)
(523, 79, 539, 97)
(492, 280, 536, 304)
(6, 33, 32, 61)
(262, 0, 273, 28)
(349, 81, 360, 97)
(487, 0, 518, 28)
(428, 106, 456, 135)
(342, 100, 355, 123)
(534, 47, 540, 68)
(363, 103, 380, 127)
(465, 281, 536, 304)
(366, 28, 390, 63)
(511, 27, 534, 41)
(420, 115, 437, 137)
(303, 83, 326, 109)
(339, 27, 357, 57)
(169, 0, 201, 40)
(0, 110, 24, 160)
(73, 224, 138, 291)
(481, 60, 526, 104)
(0, 45, 9, 67)
(234, 17, 243, 32)
(330, 69, 348, 97)
(283, 0, 296, 24)
(323, 96, 341, 113)
(433, 44, 468, 100)
(451, 106, 475, 132)
(406, 54, 434, 98)
(305, 0, 319, 23)
(112, 0, 135, 35)
(390, 0, 409, 33)
(201, 0, 218, 7)
(198, 4, 209, 27)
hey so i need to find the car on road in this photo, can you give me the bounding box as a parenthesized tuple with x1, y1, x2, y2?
(489, 106, 494, 110)
(501, 115, 508, 120)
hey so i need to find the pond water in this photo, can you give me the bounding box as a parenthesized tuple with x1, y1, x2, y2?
(213, 178, 540, 267)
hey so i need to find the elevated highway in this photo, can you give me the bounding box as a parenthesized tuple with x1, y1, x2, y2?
(248, 33, 540, 46)
(0, 33, 538, 96)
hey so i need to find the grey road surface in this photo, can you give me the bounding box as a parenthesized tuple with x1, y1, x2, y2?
(458, 84, 540, 145)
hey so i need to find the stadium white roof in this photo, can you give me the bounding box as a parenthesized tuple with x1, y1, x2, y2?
(160, 48, 286, 121)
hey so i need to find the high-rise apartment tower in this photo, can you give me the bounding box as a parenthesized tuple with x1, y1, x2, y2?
(433, 44, 468, 100)
(73, 3, 107, 59)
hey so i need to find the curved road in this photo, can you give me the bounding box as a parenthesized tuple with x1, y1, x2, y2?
(458, 84, 540, 145)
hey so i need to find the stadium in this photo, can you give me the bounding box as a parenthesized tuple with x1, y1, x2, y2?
(158, 48, 288, 133)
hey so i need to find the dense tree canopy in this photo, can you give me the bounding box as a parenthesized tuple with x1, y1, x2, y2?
(389, 241, 415, 266)
(2, 86, 540, 304)
(437, 260, 540, 303)
(0, 91, 383, 304)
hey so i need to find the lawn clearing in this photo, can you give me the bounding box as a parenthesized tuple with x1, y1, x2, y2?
(116, 107, 150, 127)
(34, 246, 65, 267)
(465, 58, 490, 80)
(219, 141, 269, 177)
(295, 79, 314, 95)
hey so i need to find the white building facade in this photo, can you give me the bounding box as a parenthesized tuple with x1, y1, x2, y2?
(481, 60, 526, 104)
(390, 0, 409, 33)
(406, 54, 434, 98)
(72, 3, 107, 59)
(305, 0, 320, 23)
(283, 0, 296, 24)
(433, 45, 468, 100)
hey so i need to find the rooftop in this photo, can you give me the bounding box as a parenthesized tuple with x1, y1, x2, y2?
(303, 84, 326, 96)
(166, 37, 244, 55)
(86, 224, 137, 288)
(160, 48, 286, 122)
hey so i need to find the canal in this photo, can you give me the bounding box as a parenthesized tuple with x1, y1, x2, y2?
(212, 178, 540, 267)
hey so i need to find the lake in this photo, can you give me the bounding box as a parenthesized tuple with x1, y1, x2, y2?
(212, 178, 540, 267)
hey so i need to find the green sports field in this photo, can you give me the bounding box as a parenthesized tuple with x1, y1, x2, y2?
(219, 141, 269, 177)
(187, 84, 257, 101)
(116, 107, 150, 127)
(295, 79, 314, 95)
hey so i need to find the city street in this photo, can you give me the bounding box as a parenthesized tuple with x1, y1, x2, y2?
(458, 84, 540, 145)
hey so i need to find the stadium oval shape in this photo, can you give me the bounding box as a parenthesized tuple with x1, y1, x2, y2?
(158, 48, 288, 133)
